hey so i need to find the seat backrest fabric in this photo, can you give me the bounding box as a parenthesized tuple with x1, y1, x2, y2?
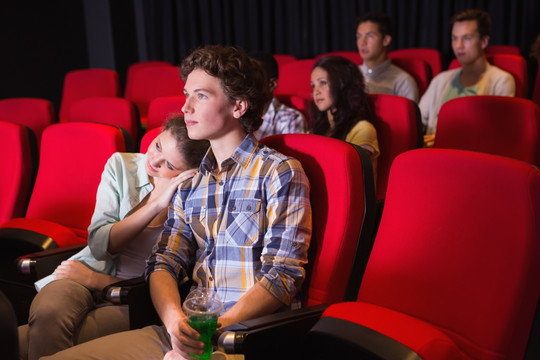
(59, 69, 120, 123)
(0, 98, 55, 150)
(434, 95, 540, 167)
(388, 48, 443, 77)
(146, 95, 185, 132)
(25, 123, 126, 241)
(0, 122, 37, 225)
(68, 97, 140, 150)
(140, 127, 162, 153)
(261, 134, 376, 306)
(370, 94, 422, 202)
(274, 59, 316, 99)
(124, 65, 184, 120)
(314, 51, 362, 65)
(389, 57, 431, 96)
(358, 148, 540, 360)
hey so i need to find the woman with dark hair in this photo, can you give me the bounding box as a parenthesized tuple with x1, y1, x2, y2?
(310, 55, 380, 176)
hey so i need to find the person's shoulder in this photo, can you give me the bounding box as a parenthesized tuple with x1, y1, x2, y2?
(275, 102, 305, 119)
(487, 64, 514, 80)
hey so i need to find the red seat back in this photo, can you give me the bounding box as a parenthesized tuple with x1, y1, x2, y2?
(274, 59, 316, 99)
(146, 95, 185, 132)
(273, 54, 298, 68)
(314, 51, 362, 65)
(140, 126, 162, 153)
(388, 48, 443, 77)
(448, 54, 528, 97)
(124, 65, 184, 122)
(68, 97, 140, 150)
(370, 94, 422, 202)
(389, 57, 431, 96)
(534, 65, 540, 107)
(261, 134, 376, 306)
(0, 122, 38, 225)
(24, 123, 126, 244)
(59, 69, 120, 123)
(0, 98, 55, 150)
(356, 149, 540, 359)
(485, 44, 521, 55)
(434, 95, 540, 167)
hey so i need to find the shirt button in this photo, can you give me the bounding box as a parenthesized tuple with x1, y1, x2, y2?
(247, 206, 252, 210)
(231, 206, 236, 211)
(219, 181, 224, 186)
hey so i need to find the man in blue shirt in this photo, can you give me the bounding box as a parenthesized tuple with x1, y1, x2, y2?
(44, 45, 312, 360)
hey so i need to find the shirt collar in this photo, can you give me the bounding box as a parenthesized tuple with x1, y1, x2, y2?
(361, 58, 391, 78)
(200, 133, 259, 173)
(135, 153, 152, 189)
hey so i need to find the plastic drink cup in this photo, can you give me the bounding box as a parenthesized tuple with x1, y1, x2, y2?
(183, 288, 223, 360)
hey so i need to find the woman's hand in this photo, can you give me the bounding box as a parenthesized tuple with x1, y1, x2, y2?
(148, 169, 197, 211)
(53, 260, 96, 289)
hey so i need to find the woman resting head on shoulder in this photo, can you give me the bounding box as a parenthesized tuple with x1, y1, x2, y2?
(20, 115, 210, 360)
(310, 55, 380, 177)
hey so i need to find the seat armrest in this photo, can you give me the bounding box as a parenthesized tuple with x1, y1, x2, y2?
(304, 317, 423, 360)
(17, 244, 85, 278)
(102, 276, 146, 305)
(213, 303, 328, 359)
(103, 276, 162, 329)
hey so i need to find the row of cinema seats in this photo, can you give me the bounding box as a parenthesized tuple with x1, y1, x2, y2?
(1, 92, 539, 259)
(4, 133, 539, 360)
(275, 46, 537, 112)
(1, 90, 540, 358)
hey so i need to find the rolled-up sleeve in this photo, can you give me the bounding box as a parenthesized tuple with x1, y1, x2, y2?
(145, 189, 196, 284)
(258, 159, 312, 305)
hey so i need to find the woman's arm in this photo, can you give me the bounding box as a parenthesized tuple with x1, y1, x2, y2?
(107, 170, 196, 254)
(53, 260, 123, 290)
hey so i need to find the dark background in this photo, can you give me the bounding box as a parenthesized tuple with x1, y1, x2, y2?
(1, 0, 539, 114)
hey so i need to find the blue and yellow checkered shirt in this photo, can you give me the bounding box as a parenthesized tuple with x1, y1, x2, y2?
(146, 134, 312, 312)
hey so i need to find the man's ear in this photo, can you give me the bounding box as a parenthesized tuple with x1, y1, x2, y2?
(481, 35, 490, 50)
(232, 99, 248, 119)
(269, 78, 278, 92)
(383, 34, 392, 48)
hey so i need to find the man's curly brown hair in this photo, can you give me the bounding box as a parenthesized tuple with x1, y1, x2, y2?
(180, 45, 272, 133)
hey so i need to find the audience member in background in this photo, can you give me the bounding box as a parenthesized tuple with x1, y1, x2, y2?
(310, 55, 380, 181)
(19, 116, 209, 360)
(249, 51, 308, 139)
(419, 8, 515, 146)
(356, 12, 419, 102)
(42, 45, 312, 360)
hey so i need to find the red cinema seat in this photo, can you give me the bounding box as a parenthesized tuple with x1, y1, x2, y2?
(434, 95, 540, 167)
(0, 122, 38, 225)
(0, 98, 55, 150)
(485, 44, 521, 55)
(140, 126, 162, 153)
(370, 94, 422, 203)
(306, 148, 540, 360)
(59, 69, 120, 123)
(314, 51, 363, 65)
(389, 57, 432, 96)
(146, 95, 185, 133)
(389, 47, 443, 77)
(68, 97, 140, 151)
(0, 122, 127, 254)
(124, 65, 184, 124)
(274, 59, 316, 99)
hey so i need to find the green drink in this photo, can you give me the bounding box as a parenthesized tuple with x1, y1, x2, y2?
(187, 315, 219, 359)
(183, 288, 223, 360)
